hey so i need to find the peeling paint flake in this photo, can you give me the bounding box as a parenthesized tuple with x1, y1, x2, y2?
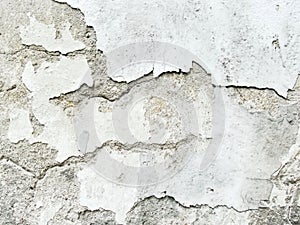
(16, 55, 92, 161)
(56, 0, 299, 96)
(20, 15, 85, 54)
(7, 108, 33, 143)
(1, 0, 300, 224)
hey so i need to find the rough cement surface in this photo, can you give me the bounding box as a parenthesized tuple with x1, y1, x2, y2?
(0, 0, 300, 224)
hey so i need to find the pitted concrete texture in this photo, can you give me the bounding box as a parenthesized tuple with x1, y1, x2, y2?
(0, 0, 300, 224)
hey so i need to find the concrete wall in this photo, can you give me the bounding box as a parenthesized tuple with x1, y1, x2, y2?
(0, 0, 299, 224)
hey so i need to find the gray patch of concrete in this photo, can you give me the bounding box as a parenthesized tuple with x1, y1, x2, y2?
(0, 0, 299, 224)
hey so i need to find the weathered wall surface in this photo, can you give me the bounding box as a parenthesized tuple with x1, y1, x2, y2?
(0, 0, 300, 224)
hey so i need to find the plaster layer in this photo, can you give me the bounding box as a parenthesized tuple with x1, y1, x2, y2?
(0, 0, 300, 224)
(56, 0, 299, 97)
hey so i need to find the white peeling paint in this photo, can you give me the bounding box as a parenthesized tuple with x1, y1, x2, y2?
(2, 1, 297, 223)
(55, 0, 299, 96)
(77, 89, 294, 223)
(7, 108, 33, 143)
(20, 56, 92, 161)
(20, 15, 85, 54)
(22, 56, 92, 99)
(77, 167, 139, 224)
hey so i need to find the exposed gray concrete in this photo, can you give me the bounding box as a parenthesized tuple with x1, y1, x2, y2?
(0, 0, 299, 224)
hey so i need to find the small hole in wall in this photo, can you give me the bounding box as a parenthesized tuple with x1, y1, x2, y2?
(207, 188, 214, 192)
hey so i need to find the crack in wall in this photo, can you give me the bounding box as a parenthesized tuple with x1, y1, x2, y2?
(1, 0, 300, 224)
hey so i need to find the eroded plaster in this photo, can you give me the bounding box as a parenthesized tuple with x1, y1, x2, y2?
(20, 15, 85, 54)
(0, 0, 300, 224)
(56, 0, 299, 97)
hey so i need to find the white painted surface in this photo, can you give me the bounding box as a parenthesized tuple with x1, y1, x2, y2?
(7, 108, 33, 143)
(78, 90, 287, 223)
(22, 57, 92, 161)
(56, 0, 299, 96)
(20, 15, 85, 54)
(4, 1, 298, 223)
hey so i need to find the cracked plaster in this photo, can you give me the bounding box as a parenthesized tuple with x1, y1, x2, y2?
(0, 0, 300, 224)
